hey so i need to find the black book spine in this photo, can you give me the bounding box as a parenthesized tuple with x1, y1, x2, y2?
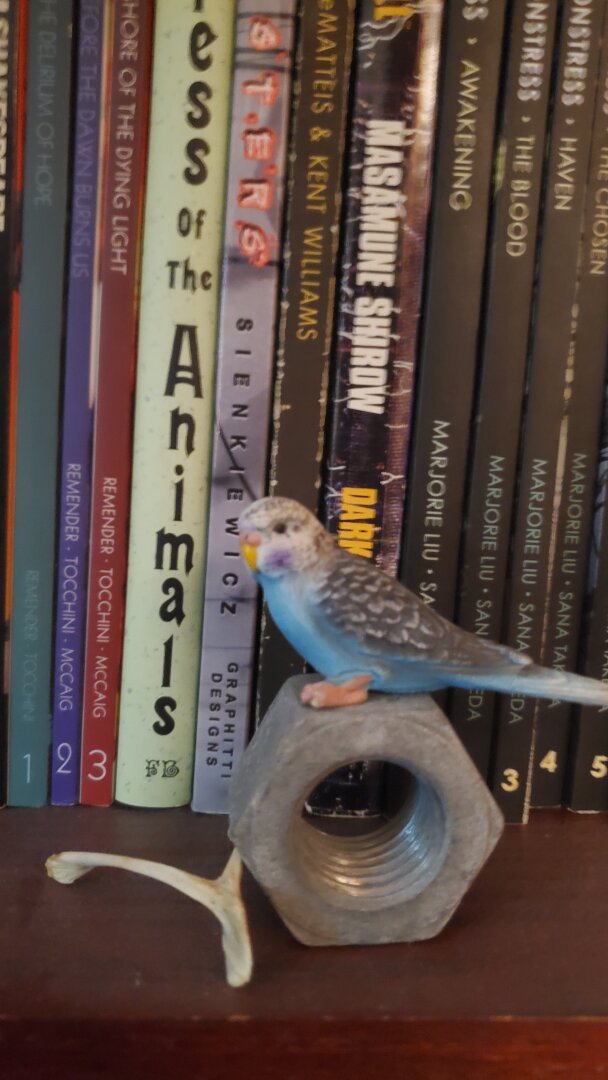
(398, 0, 508, 621)
(565, 54, 608, 813)
(0, 1, 26, 803)
(566, 392, 608, 812)
(323, 0, 443, 570)
(567, 550, 608, 811)
(314, 0, 443, 816)
(450, 0, 560, 779)
(532, 21, 608, 807)
(491, 0, 605, 823)
(253, 0, 357, 728)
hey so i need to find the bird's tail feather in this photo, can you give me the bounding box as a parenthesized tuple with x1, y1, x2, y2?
(455, 663, 608, 707)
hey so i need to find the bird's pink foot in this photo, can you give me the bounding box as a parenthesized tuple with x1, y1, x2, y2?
(300, 675, 373, 709)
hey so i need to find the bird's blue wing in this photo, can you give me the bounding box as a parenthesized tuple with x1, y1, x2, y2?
(310, 551, 532, 676)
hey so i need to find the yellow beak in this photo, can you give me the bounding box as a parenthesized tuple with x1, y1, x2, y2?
(241, 543, 258, 572)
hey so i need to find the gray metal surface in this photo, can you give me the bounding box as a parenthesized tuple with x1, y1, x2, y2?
(229, 675, 504, 946)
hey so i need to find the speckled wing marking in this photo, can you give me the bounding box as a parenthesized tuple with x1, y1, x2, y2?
(312, 552, 532, 674)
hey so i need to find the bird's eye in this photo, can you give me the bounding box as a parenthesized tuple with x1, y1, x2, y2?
(273, 522, 287, 535)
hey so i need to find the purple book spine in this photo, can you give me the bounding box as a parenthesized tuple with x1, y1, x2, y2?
(50, 0, 105, 805)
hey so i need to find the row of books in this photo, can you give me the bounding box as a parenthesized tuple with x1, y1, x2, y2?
(1, 0, 607, 824)
(416, 0, 608, 824)
(1, 0, 305, 813)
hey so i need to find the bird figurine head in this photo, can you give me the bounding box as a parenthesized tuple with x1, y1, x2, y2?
(238, 497, 333, 579)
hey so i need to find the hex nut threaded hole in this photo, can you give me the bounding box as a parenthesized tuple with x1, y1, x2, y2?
(293, 763, 448, 907)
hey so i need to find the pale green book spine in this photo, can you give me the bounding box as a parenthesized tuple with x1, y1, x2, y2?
(115, 0, 236, 807)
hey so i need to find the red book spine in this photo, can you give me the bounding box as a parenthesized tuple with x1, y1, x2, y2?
(80, 0, 153, 805)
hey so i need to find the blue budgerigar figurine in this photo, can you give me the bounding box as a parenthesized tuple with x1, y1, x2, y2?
(239, 496, 608, 710)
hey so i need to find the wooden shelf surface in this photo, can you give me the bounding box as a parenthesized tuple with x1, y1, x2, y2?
(1, 806, 607, 1077)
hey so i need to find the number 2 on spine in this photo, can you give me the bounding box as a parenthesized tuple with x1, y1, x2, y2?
(56, 742, 72, 774)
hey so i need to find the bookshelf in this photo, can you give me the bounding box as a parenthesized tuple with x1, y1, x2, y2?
(2, 806, 608, 1077)
(3, 6, 608, 1076)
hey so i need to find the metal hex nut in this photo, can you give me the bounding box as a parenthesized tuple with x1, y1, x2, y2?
(229, 676, 503, 946)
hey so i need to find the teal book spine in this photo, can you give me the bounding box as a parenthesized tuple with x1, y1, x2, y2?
(7, 0, 74, 806)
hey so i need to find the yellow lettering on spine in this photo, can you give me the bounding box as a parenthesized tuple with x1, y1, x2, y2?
(341, 487, 378, 506)
(340, 505, 375, 522)
(338, 488, 378, 558)
(339, 523, 375, 542)
(374, 3, 415, 18)
(340, 541, 374, 557)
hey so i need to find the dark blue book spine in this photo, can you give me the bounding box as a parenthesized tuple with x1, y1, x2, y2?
(50, 0, 105, 805)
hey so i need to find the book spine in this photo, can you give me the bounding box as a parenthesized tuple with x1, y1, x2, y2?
(7, 0, 74, 806)
(532, 24, 608, 807)
(491, 0, 605, 823)
(0, 0, 27, 803)
(50, 0, 105, 806)
(399, 0, 508, 620)
(191, 3, 297, 815)
(316, 0, 443, 816)
(563, 55, 608, 813)
(450, 0, 559, 778)
(79, 0, 153, 806)
(115, 0, 236, 808)
(323, 0, 443, 573)
(253, 0, 355, 729)
(566, 394, 608, 813)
